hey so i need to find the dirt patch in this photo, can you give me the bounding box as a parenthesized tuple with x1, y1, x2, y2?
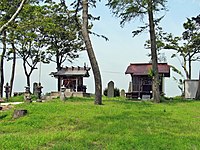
(0, 104, 13, 111)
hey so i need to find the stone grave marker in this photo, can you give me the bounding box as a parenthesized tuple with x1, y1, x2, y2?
(120, 89, 125, 97)
(33, 82, 38, 95)
(107, 81, 114, 98)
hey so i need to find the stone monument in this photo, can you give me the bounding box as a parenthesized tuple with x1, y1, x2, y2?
(24, 86, 32, 103)
(107, 81, 114, 98)
(120, 89, 125, 97)
(4, 82, 11, 101)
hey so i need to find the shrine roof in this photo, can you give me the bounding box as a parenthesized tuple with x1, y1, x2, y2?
(51, 66, 90, 77)
(125, 63, 170, 77)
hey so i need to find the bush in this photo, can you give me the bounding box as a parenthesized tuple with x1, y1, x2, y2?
(103, 87, 120, 97)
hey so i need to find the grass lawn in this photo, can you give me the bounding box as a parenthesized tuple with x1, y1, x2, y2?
(0, 97, 200, 150)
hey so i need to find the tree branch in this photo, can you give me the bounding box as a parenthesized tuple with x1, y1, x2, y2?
(0, 0, 26, 34)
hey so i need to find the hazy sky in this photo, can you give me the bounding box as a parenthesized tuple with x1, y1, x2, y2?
(3, 0, 200, 96)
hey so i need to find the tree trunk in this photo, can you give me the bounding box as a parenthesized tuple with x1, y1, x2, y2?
(183, 55, 189, 79)
(147, 0, 160, 103)
(9, 43, 16, 97)
(23, 59, 31, 87)
(0, 0, 26, 34)
(195, 71, 200, 100)
(188, 54, 191, 79)
(56, 54, 61, 91)
(82, 0, 102, 105)
(0, 31, 7, 97)
(26, 75, 31, 87)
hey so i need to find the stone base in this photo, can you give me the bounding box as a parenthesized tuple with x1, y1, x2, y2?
(64, 91, 90, 98)
(0, 98, 5, 103)
(36, 99, 42, 102)
(25, 100, 32, 103)
(13, 109, 28, 119)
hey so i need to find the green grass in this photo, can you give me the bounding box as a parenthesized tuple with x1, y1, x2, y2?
(3, 94, 38, 102)
(0, 97, 200, 149)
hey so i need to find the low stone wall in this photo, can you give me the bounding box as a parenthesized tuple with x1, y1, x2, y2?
(184, 80, 199, 99)
(64, 91, 90, 98)
(50, 91, 60, 98)
(44, 91, 90, 100)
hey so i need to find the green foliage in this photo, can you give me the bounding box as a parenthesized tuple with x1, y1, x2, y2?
(1, 0, 85, 87)
(42, 2, 84, 68)
(1, 98, 200, 149)
(145, 26, 167, 62)
(163, 14, 200, 79)
(6, 94, 38, 102)
(107, 0, 167, 26)
(6, 95, 24, 102)
(148, 68, 154, 77)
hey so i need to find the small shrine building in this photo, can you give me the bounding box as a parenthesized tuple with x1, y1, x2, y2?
(125, 63, 170, 99)
(51, 66, 90, 96)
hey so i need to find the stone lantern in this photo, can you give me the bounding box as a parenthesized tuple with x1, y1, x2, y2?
(24, 86, 31, 102)
(36, 83, 43, 102)
(4, 82, 11, 101)
(60, 86, 66, 101)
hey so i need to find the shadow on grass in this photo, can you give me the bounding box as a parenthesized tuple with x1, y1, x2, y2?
(65, 97, 94, 102)
(161, 98, 200, 105)
(0, 114, 7, 120)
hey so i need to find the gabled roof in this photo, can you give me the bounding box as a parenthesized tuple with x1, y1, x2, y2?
(125, 63, 170, 77)
(51, 66, 90, 78)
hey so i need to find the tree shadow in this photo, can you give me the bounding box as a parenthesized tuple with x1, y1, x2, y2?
(0, 114, 8, 120)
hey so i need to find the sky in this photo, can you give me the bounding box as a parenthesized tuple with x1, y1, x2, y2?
(3, 0, 200, 97)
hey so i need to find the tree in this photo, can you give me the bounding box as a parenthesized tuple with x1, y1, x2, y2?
(107, 0, 167, 102)
(164, 16, 200, 80)
(0, 31, 6, 97)
(9, 42, 16, 97)
(0, 0, 26, 97)
(145, 26, 167, 63)
(0, 0, 26, 34)
(81, 0, 102, 104)
(41, 1, 84, 91)
(11, 4, 47, 87)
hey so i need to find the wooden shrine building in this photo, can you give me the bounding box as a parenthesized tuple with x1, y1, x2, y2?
(125, 63, 170, 99)
(51, 66, 90, 97)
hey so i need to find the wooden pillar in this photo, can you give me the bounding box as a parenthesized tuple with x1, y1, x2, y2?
(131, 74, 134, 92)
(162, 76, 164, 93)
(60, 77, 63, 90)
(75, 78, 78, 92)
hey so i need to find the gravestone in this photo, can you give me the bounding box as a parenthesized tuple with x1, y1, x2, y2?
(120, 89, 125, 97)
(33, 82, 38, 95)
(107, 81, 114, 98)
